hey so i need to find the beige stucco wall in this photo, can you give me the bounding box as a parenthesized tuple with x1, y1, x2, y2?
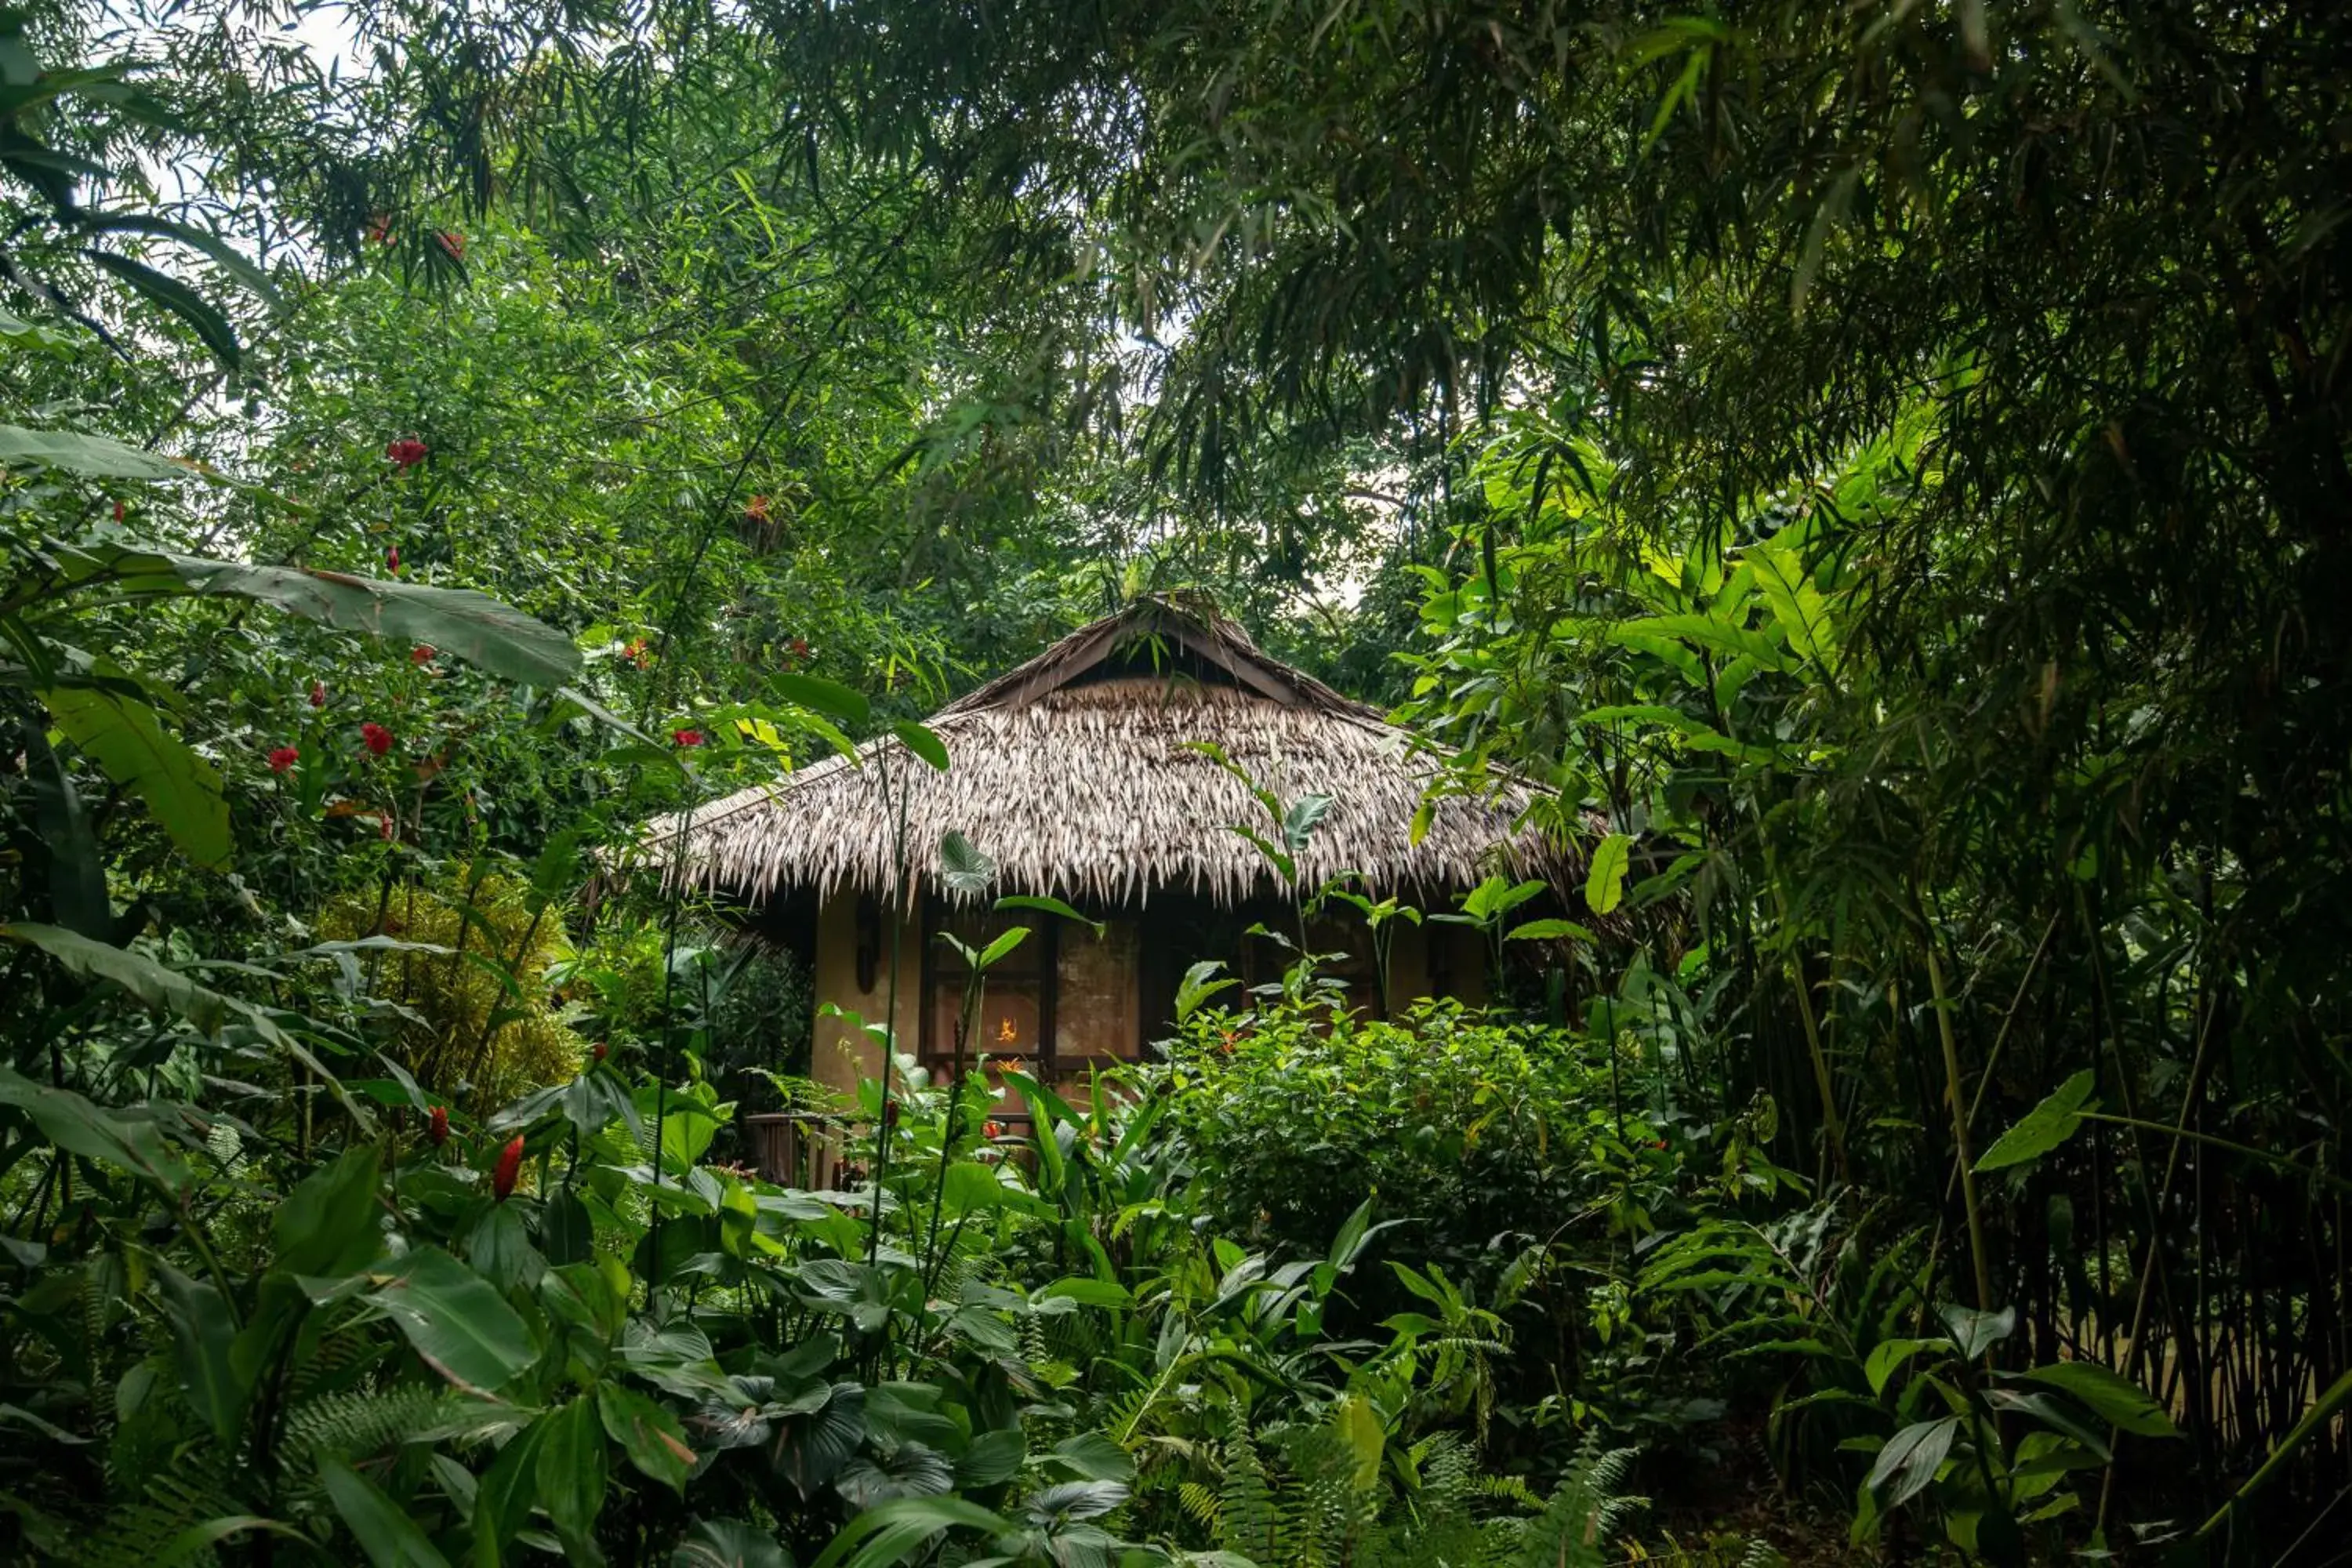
(810, 891, 922, 1102)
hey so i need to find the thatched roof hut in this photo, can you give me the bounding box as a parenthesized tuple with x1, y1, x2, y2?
(652, 595, 1576, 1109)
(663, 594, 1570, 909)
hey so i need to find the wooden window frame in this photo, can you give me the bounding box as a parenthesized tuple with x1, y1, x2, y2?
(918, 891, 1061, 1078)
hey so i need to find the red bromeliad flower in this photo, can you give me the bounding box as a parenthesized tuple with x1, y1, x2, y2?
(492, 1134, 524, 1200)
(361, 721, 394, 757)
(410, 644, 434, 666)
(309, 680, 327, 708)
(385, 437, 428, 469)
(428, 1105, 449, 1145)
(672, 728, 704, 748)
(385, 544, 401, 574)
(267, 746, 299, 774)
(982, 1120, 1004, 1139)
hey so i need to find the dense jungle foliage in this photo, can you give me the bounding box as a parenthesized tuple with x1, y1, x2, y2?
(2, 1, 2347, 1563)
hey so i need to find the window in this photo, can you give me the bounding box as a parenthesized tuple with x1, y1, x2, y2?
(922, 902, 1144, 1082)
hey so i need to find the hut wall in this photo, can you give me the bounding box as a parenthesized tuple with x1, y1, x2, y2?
(1383, 922, 1431, 1016)
(811, 891, 922, 1100)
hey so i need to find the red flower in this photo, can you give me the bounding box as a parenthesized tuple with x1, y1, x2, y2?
(410, 644, 434, 666)
(428, 1106, 449, 1146)
(385, 438, 427, 469)
(378, 813, 395, 842)
(492, 1134, 524, 1200)
(982, 1120, 1004, 1139)
(789, 637, 809, 657)
(622, 637, 650, 669)
(112, 499, 125, 522)
(365, 214, 394, 245)
(435, 230, 465, 260)
(672, 728, 704, 748)
(592, 1042, 608, 1062)
(309, 680, 327, 708)
(267, 745, 299, 774)
(385, 545, 401, 574)
(743, 494, 771, 523)
(361, 721, 394, 757)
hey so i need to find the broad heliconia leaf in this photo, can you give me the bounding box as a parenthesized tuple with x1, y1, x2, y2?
(1585, 833, 1632, 916)
(0, 423, 191, 480)
(361, 1247, 535, 1394)
(599, 1384, 697, 1491)
(155, 1264, 247, 1443)
(774, 671, 871, 726)
(43, 672, 231, 869)
(85, 249, 244, 368)
(273, 1145, 385, 1279)
(62, 544, 579, 688)
(993, 894, 1105, 935)
(2017, 1360, 2178, 1439)
(167, 557, 579, 688)
(0, 1061, 191, 1193)
(975, 927, 1029, 969)
(20, 726, 109, 939)
(534, 1396, 609, 1539)
(2, 920, 230, 1036)
(1976, 1070, 2097, 1171)
(318, 1454, 452, 1568)
(1865, 1415, 1960, 1508)
(891, 719, 949, 771)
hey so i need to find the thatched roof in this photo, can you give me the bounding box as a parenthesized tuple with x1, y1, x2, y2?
(652, 596, 1574, 909)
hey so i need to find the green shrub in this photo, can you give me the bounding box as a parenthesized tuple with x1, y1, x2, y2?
(1160, 996, 1650, 1296)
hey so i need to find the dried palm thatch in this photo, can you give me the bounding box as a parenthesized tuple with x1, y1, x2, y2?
(648, 596, 1577, 909)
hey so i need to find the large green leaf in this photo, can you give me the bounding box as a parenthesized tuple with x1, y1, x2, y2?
(534, 1396, 608, 1540)
(599, 1384, 696, 1491)
(318, 1454, 452, 1568)
(0, 1062, 190, 1192)
(2, 921, 229, 1035)
(66, 544, 578, 688)
(775, 672, 870, 726)
(1976, 1071, 2096, 1171)
(0, 423, 190, 480)
(85, 249, 243, 368)
(1864, 1415, 1959, 1508)
(18, 724, 107, 938)
(807, 1496, 1011, 1568)
(2017, 1360, 2177, 1439)
(156, 1264, 248, 1443)
(274, 1145, 385, 1279)
(43, 672, 230, 869)
(362, 1247, 535, 1394)
(1584, 833, 1632, 916)
(671, 1519, 794, 1568)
